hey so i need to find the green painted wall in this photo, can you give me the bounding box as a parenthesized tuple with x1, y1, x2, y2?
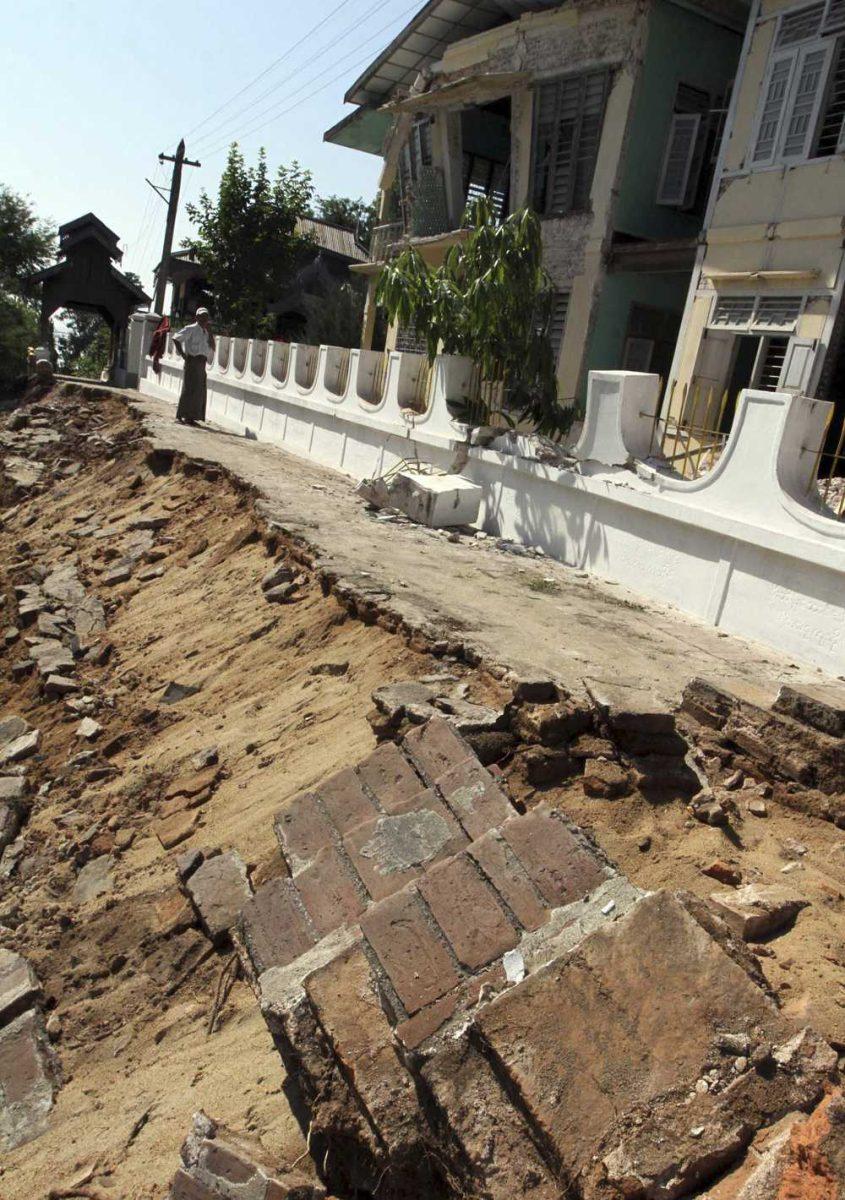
(585, 271, 691, 381)
(614, 0, 742, 240)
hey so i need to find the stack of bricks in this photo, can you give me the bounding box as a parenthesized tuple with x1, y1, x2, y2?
(222, 717, 837, 1200)
(237, 718, 619, 1027)
(231, 719, 636, 1199)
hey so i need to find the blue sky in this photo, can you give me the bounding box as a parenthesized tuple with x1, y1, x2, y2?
(2, 0, 417, 294)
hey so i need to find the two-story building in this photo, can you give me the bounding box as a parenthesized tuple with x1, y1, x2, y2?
(670, 0, 845, 439)
(325, 0, 745, 403)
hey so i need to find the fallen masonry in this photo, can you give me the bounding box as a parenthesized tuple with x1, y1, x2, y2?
(0, 950, 60, 1151)
(178, 716, 840, 1200)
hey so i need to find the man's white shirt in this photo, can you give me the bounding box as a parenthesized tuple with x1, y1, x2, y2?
(173, 323, 213, 358)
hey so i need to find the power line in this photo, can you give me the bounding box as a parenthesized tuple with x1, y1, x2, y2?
(190, 0, 401, 154)
(185, 0, 358, 140)
(197, 4, 418, 159)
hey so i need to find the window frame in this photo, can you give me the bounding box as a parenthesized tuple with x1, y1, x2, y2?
(751, 37, 835, 165)
(530, 69, 610, 218)
(748, 0, 845, 168)
(708, 292, 807, 333)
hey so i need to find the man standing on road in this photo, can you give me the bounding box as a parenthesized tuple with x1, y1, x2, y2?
(173, 307, 215, 425)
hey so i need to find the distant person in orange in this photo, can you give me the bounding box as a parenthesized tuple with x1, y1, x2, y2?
(173, 307, 215, 425)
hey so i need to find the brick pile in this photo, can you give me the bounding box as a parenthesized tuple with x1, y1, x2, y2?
(171, 1111, 327, 1200)
(175, 716, 840, 1200)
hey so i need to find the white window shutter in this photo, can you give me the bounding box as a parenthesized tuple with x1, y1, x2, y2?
(753, 54, 796, 162)
(778, 337, 816, 390)
(657, 113, 701, 205)
(782, 44, 832, 157)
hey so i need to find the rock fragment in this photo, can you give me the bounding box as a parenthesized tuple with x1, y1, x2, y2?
(708, 883, 809, 940)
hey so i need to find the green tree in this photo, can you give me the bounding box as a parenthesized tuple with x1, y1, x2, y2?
(183, 144, 314, 337)
(0, 184, 54, 394)
(316, 195, 376, 250)
(303, 279, 365, 349)
(376, 198, 569, 436)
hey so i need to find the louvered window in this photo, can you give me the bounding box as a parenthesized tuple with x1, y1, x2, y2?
(825, 0, 845, 31)
(657, 113, 702, 205)
(782, 44, 832, 155)
(462, 154, 509, 219)
(753, 55, 796, 161)
(776, 3, 824, 47)
(711, 294, 804, 330)
(712, 296, 756, 326)
(549, 291, 570, 365)
(755, 296, 803, 328)
(815, 37, 845, 152)
(752, 38, 837, 162)
(532, 71, 609, 216)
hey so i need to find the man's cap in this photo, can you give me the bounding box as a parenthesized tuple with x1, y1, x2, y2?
(195, 307, 210, 317)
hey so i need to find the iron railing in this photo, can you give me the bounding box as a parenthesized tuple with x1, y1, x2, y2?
(806, 406, 845, 519)
(647, 381, 731, 480)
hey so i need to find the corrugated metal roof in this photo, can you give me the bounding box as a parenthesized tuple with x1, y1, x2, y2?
(345, 0, 562, 107)
(295, 217, 369, 262)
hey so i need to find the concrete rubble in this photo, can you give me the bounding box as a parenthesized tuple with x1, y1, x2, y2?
(170, 1111, 327, 1199)
(0, 949, 60, 1151)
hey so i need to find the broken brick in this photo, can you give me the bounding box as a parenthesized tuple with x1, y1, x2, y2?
(317, 766, 377, 834)
(356, 741, 422, 811)
(402, 716, 471, 783)
(433, 757, 512, 840)
(239, 877, 315, 975)
(361, 888, 460, 1015)
(418, 854, 517, 971)
(274, 792, 333, 876)
(499, 808, 608, 908)
(467, 830, 549, 932)
(295, 844, 365, 937)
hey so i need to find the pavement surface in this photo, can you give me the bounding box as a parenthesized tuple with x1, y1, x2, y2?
(124, 389, 845, 715)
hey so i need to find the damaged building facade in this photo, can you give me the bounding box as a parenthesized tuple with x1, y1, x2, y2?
(326, 0, 744, 401)
(670, 0, 845, 444)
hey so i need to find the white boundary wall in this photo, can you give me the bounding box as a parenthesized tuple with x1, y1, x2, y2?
(133, 316, 845, 676)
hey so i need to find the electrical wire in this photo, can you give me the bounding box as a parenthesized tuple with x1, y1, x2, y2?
(197, 4, 417, 159)
(184, 0, 358, 140)
(190, 0, 403, 154)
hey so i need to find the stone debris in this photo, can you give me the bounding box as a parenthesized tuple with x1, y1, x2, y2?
(170, 1111, 326, 1200)
(76, 717, 102, 741)
(198, 717, 841, 1200)
(681, 678, 845, 822)
(0, 727, 40, 765)
(73, 855, 114, 903)
(0, 951, 60, 1151)
(185, 850, 252, 945)
(261, 562, 296, 592)
(161, 680, 202, 705)
(708, 883, 809, 941)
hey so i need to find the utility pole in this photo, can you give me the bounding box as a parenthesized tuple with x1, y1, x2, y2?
(151, 139, 201, 316)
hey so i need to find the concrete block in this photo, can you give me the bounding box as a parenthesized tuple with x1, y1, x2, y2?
(391, 470, 481, 528)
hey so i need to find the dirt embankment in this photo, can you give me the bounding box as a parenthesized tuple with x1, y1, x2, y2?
(0, 387, 506, 1198)
(0, 385, 842, 1198)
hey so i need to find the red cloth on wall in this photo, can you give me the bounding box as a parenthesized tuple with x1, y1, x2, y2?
(149, 316, 170, 376)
